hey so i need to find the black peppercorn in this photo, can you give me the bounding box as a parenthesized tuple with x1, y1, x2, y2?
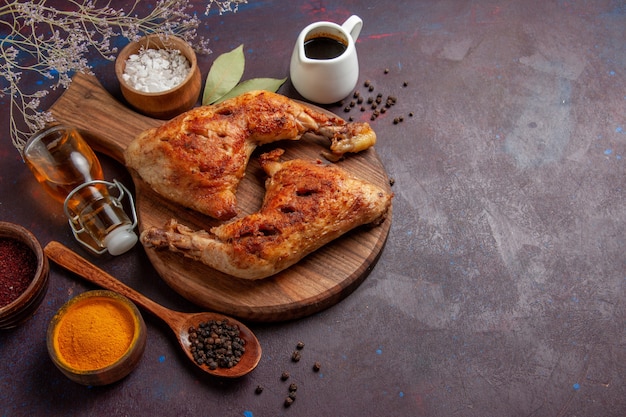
(291, 351, 301, 362)
(289, 382, 298, 392)
(313, 362, 321, 372)
(187, 319, 245, 370)
(284, 397, 294, 407)
(281, 371, 290, 381)
(296, 341, 305, 350)
(255, 385, 264, 394)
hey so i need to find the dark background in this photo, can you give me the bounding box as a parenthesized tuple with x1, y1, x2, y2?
(1, 0, 625, 416)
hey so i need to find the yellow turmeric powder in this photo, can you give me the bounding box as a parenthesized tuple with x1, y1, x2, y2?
(54, 296, 136, 371)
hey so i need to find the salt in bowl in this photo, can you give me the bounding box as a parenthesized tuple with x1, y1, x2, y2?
(115, 34, 202, 119)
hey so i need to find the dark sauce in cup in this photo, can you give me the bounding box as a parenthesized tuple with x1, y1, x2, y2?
(304, 36, 347, 60)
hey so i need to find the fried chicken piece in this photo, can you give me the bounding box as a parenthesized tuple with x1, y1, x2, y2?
(140, 149, 392, 280)
(124, 90, 376, 220)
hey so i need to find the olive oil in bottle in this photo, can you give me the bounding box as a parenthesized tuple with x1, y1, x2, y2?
(23, 125, 137, 255)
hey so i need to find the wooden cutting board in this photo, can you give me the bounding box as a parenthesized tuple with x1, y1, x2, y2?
(49, 72, 392, 322)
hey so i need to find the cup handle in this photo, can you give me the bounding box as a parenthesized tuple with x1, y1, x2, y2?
(342, 15, 363, 42)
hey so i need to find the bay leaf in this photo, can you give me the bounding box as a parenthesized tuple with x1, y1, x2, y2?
(202, 44, 245, 105)
(214, 77, 288, 103)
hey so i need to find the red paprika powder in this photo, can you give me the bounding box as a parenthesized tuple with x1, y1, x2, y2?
(0, 238, 37, 307)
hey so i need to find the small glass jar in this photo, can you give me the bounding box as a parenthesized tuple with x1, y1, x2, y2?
(23, 125, 137, 255)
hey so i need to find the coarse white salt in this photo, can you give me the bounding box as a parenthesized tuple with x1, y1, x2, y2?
(122, 48, 191, 93)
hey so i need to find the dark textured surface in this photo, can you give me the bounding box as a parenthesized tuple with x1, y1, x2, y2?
(1, 1, 625, 416)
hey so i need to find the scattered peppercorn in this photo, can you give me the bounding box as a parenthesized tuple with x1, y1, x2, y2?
(289, 382, 298, 392)
(389, 178, 396, 186)
(281, 371, 290, 381)
(313, 362, 321, 372)
(0, 238, 37, 308)
(284, 397, 294, 407)
(296, 341, 305, 350)
(291, 351, 301, 362)
(187, 319, 246, 370)
(336, 71, 411, 124)
(255, 385, 264, 394)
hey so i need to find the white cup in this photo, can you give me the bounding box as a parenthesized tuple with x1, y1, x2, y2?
(290, 15, 363, 104)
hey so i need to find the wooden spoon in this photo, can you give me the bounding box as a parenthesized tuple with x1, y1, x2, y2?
(43, 241, 261, 378)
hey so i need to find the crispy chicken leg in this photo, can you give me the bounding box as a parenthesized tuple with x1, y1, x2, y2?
(124, 90, 376, 220)
(140, 149, 392, 280)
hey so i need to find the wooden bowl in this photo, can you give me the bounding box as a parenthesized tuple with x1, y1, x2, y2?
(47, 290, 147, 386)
(115, 34, 202, 119)
(0, 222, 49, 329)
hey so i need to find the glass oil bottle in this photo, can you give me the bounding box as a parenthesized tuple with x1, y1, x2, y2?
(22, 124, 138, 255)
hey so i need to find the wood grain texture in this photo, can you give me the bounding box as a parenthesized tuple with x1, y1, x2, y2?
(49, 72, 392, 322)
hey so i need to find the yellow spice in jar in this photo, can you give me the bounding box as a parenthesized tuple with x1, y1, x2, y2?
(55, 297, 135, 371)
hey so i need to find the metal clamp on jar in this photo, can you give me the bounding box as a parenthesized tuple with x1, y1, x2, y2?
(22, 125, 138, 255)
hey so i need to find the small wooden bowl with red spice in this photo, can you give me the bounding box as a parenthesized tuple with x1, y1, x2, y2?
(46, 290, 147, 386)
(0, 221, 49, 329)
